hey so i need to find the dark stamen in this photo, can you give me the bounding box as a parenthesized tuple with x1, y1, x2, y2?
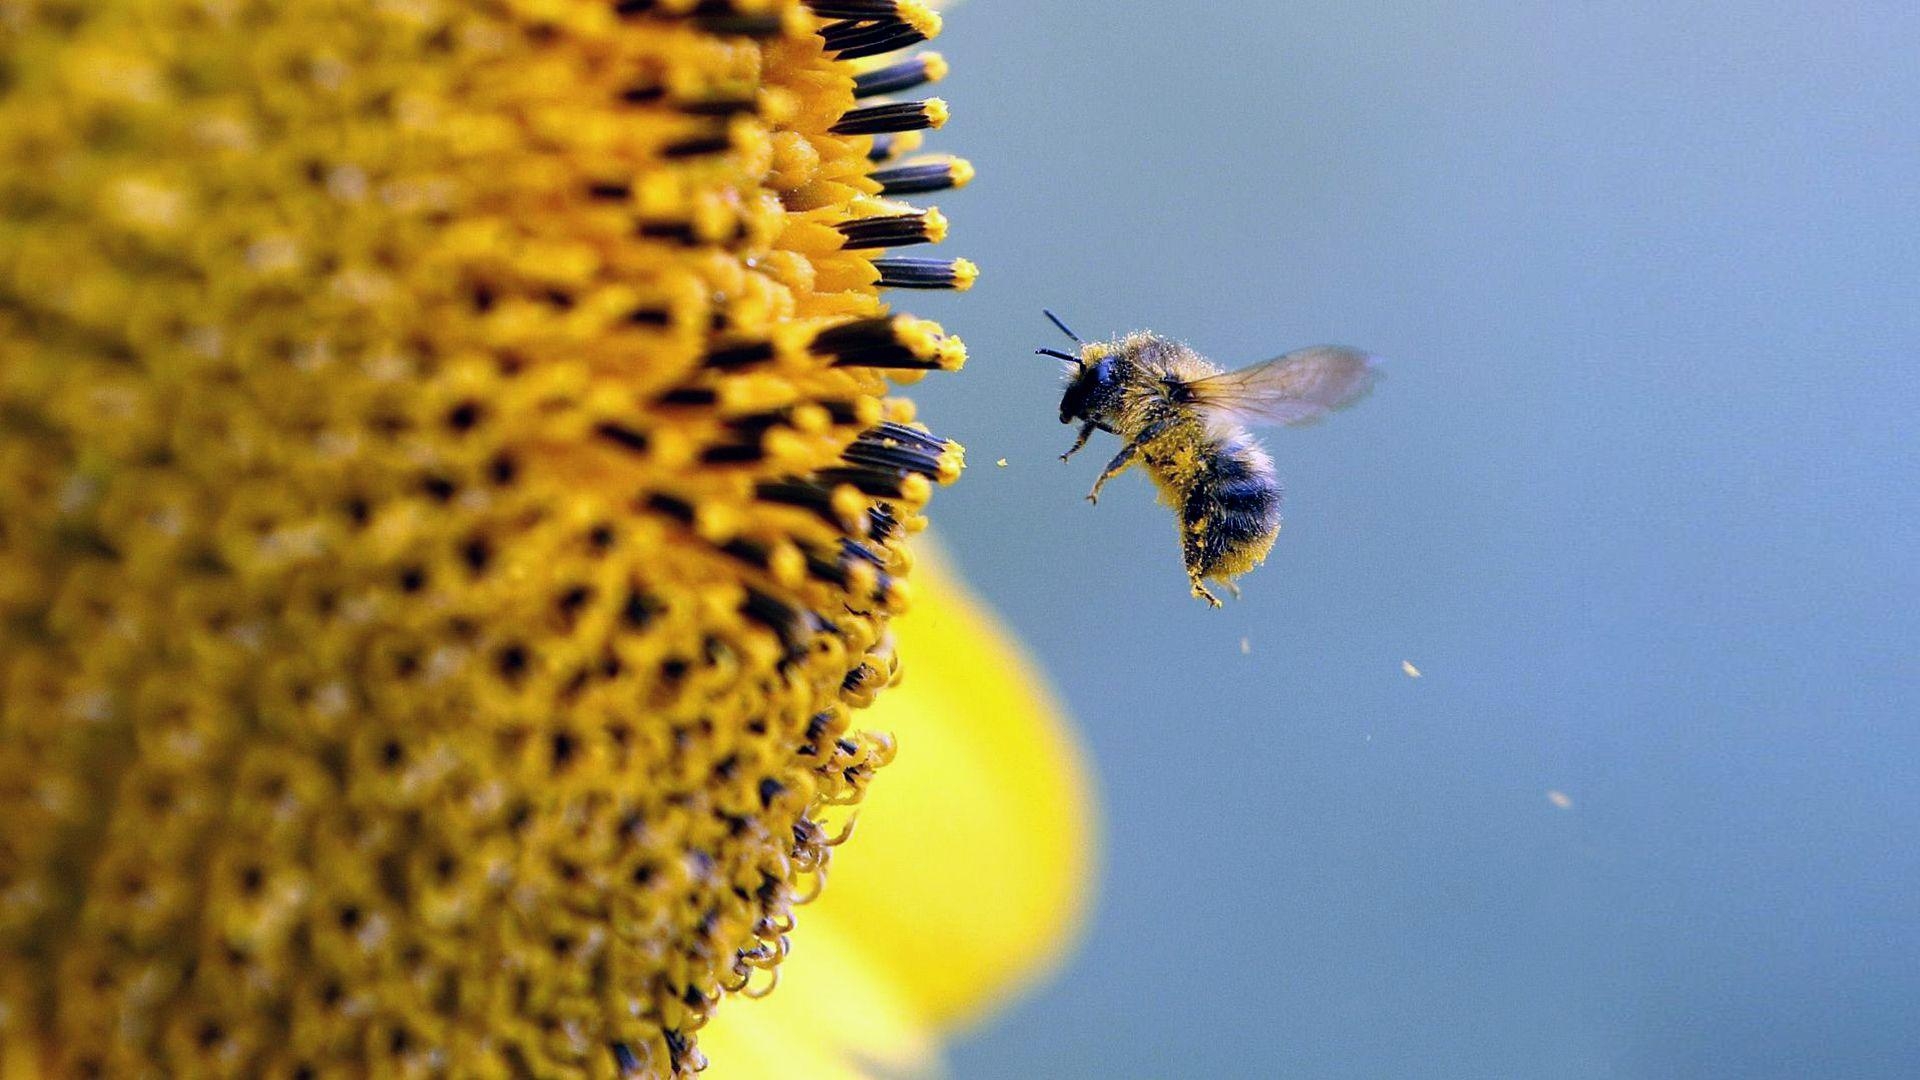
(842, 538, 887, 567)
(657, 387, 719, 407)
(814, 466, 917, 499)
(693, 11, 785, 37)
(645, 494, 696, 525)
(740, 588, 811, 654)
(702, 340, 776, 370)
(662, 131, 733, 158)
(700, 443, 765, 465)
(820, 17, 933, 61)
(805, 0, 904, 14)
(756, 479, 858, 529)
(872, 257, 977, 290)
(724, 409, 796, 438)
(811, 316, 962, 370)
(836, 210, 943, 250)
(720, 537, 773, 572)
(674, 95, 760, 117)
(638, 221, 698, 243)
(871, 157, 972, 195)
(841, 435, 950, 478)
(869, 421, 944, 452)
(831, 99, 947, 136)
(853, 52, 947, 98)
(594, 422, 651, 455)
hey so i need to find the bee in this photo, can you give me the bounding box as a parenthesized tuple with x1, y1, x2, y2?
(1038, 310, 1378, 606)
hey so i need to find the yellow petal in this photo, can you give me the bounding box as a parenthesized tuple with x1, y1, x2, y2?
(698, 916, 936, 1080)
(704, 543, 1097, 1077)
(834, 546, 1097, 1028)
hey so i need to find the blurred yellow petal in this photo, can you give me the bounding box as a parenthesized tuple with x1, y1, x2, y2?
(699, 917, 936, 1080)
(834, 545, 1097, 1028)
(705, 544, 1097, 1077)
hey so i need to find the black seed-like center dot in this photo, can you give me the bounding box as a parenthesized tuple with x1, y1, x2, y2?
(497, 644, 529, 680)
(447, 402, 483, 433)
(462, 537, 492, 574)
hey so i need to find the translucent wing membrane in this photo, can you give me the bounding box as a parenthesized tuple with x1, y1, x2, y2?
(1185, 345, 1379, 429)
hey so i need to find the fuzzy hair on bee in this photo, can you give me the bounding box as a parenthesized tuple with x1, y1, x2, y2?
(1038, 310, 1378, 606)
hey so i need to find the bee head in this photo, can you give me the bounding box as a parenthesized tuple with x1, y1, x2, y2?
(1056, 355, 1117, 424)
(1035, 308, 1115, 424)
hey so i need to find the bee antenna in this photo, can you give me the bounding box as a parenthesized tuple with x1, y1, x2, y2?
(1043, 310, 1083, 343)
(1035, 348, 1080, 365)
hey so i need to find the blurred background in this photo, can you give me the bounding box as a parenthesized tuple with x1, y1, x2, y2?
(898, 2, 1920, 1077)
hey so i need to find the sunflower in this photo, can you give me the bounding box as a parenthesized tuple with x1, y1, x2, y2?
(0, 1, 1082, 1076)
(700, 547, 1094, 1078)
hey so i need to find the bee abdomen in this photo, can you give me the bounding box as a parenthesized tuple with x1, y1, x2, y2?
(1180, 442, 1281, 579)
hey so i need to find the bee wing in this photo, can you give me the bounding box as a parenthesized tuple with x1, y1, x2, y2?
(1184, 345, 1379, 429)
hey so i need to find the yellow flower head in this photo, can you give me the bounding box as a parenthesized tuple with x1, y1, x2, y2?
(0, 1, 999, 1075)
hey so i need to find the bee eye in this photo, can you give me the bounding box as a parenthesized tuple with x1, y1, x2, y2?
(1058, 384, 1086, 423)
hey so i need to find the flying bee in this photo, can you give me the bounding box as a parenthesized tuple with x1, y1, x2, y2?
(1038, 310, 1379, 607)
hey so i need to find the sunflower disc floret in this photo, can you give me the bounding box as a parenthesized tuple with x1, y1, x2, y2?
(0, 1, 971, 1075)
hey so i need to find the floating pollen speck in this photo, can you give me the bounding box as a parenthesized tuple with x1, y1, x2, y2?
(1240, 637, 1252, 655)
(1402, 660, 1422, 678)
(995, 457, 1008, 467)
(1547, 790, 1574, 810)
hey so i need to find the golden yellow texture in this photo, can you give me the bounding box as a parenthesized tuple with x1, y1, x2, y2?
(0, 0, 981, 1075)
(700, 546, 1095, 1079)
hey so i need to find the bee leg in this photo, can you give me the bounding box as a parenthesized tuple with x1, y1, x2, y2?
(1086, 443, 1140, 504)
(1219, 579, 1242, 600)
(1181, 503, 1225, 608)
(1088, 418, 1177, 503)
(1188, 574, 1223, 608)
(1059, 422, 1098, 462)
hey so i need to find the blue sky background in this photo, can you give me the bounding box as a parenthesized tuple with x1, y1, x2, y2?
(893, 2, 1920, 1077)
